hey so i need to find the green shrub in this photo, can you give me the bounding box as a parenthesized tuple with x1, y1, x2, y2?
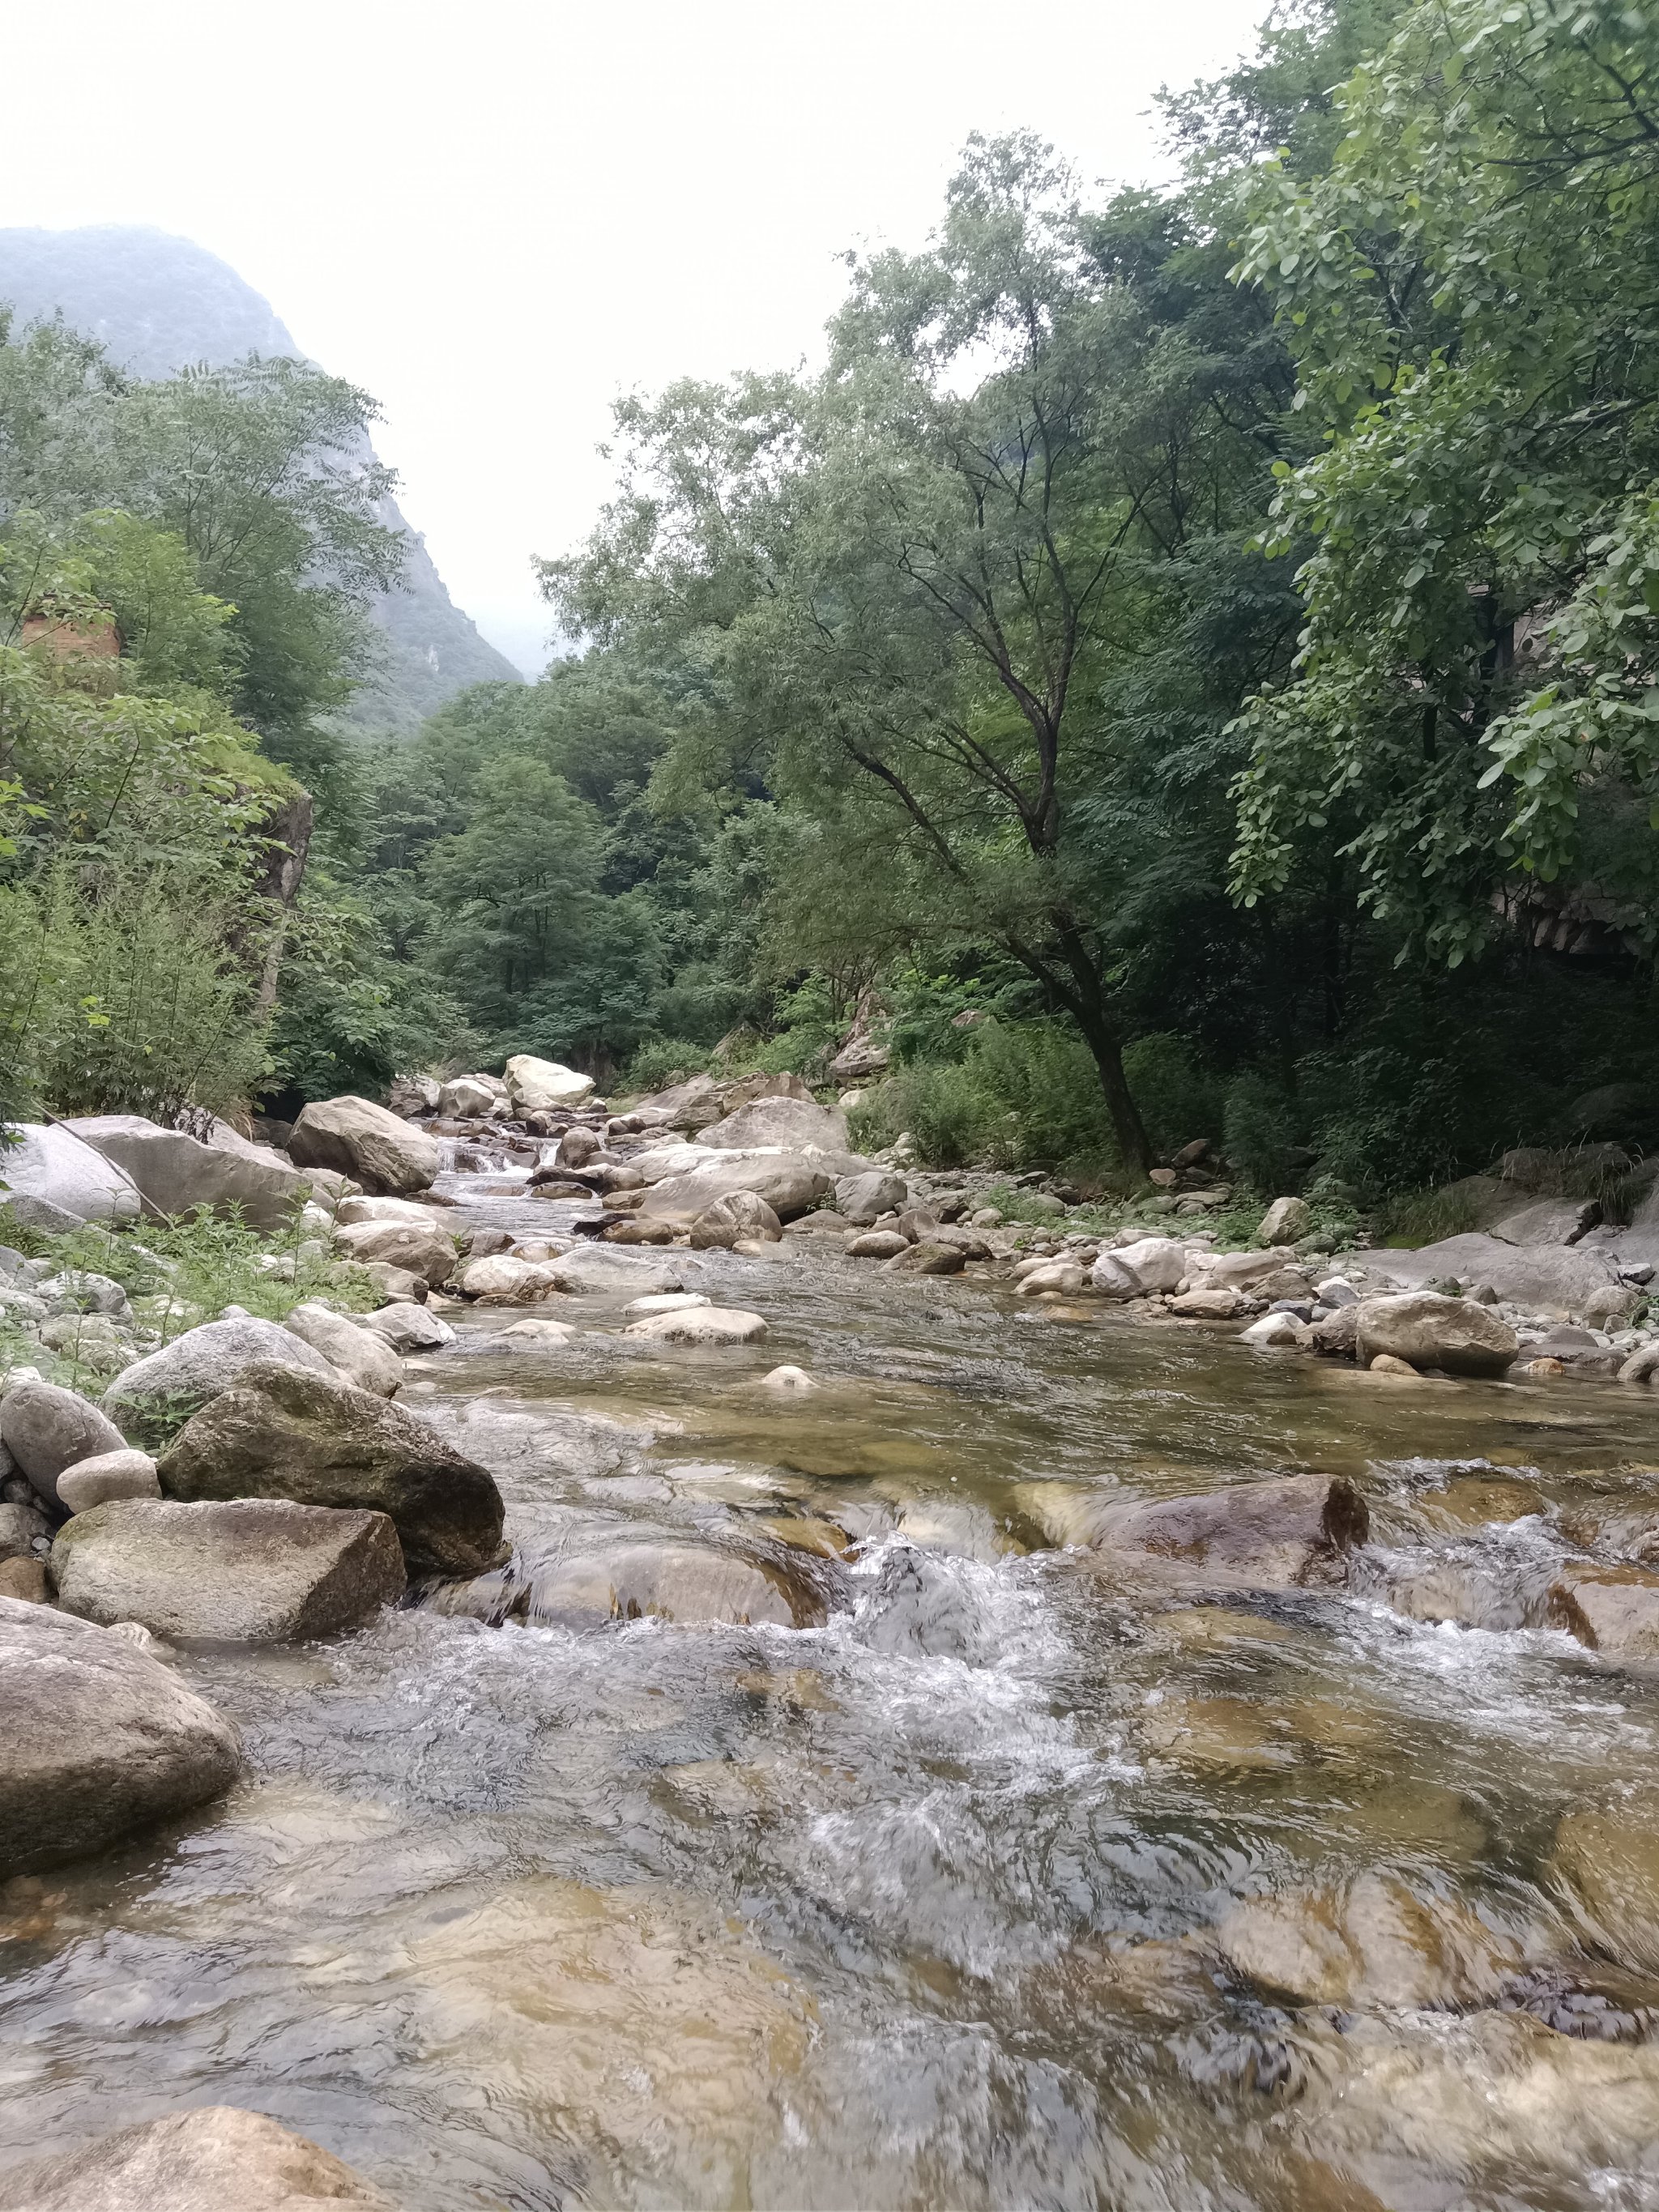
(621, 1037, 712, 1093)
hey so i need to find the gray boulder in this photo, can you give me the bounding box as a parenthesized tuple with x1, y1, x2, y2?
(1350, 1233, 1621, 1317)
(56, 1447, 160, 1514)
(522, 1538, 825, 1629)
(835, 1170, 910, 1225)
(332, 1217, 457, 1285)
(51, 1497, 407, 1641)
(0, 1123, 142, 1227)
(882, 1240, 966, 1276)
(689, 1191, 783, 1248)
(61, 1113, 306, 1230)
(102, 1315, 335, 1448)
(0, 1381, 127, 1507)
(0, 1595, 242, 1875)
(1491, 1196, 1600, 1247)
(1256, 1196, 1311, 1246)
(357, 1302, 455, 1353)
(638, 1154, 832, 1229)
(1092, 1237, 1187, 1298)
(699, 1096, 849, 1152)
(289, 1094, 439, 1195)
(282, 1302, 403, 1396)
(1354, 1291, 1519, 1377)
(505, 1053, 595, 1111)
(156, 1362, 505, 1577)
(550, 1248, 688, 1297)
(0, 2106, 394, 2211)
(438, 1074, 501, 1117)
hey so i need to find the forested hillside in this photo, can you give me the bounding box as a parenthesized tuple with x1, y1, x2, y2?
(5, 0, 1656, 1213)
(0, 225, 523, 733)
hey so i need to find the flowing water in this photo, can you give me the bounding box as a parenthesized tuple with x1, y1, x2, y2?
(8, 1166, 1659, 2208)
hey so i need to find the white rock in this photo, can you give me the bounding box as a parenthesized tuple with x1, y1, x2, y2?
(499, 1317, 578, 1345)
(624, 1293, 712, 1316)
(1241, 1311, 1303, 1346)
(760, 1365, 816, 1392)
(505, 1054, 595, 1112)
(356, 1303, 455, 1353)
(1092, 1237, 1187, 1298)
(625, 1306, 770, 1345)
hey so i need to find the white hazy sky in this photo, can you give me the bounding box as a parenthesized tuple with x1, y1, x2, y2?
(1, 0, 1267, 676)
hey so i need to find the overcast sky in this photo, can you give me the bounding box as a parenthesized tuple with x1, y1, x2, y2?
(1, 0, 1267, 676)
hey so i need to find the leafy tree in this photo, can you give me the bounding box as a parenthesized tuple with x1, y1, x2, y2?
(1229, 0, 1659, 960)
(548, 135, 1294, 1172)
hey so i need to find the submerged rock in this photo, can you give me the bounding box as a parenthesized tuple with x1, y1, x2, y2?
(1547, 1565, 1659, 1660)
(524, 1539, 825, 1628)
(1550, 1793, 1659, 1971)
(0, 2105, 395, 2211)
(156, 1362, 505, 1577)
(1215, 1873, 1526, 2008)
(1353, 1291, 1519, 1377)
(0, 1595, 242, 1875)
(50, 1496, 407, 1642)
(1066, 1472, 1367, 1589)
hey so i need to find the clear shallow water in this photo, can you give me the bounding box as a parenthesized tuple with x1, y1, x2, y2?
(7, 1180, 1659, 2207)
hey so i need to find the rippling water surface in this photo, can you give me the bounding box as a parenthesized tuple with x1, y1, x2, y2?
(7, 1173, 1659, 2209)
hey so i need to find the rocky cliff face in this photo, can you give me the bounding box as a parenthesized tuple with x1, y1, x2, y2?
(0, 224, 522, 731)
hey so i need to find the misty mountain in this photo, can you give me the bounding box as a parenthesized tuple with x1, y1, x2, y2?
(0, 224, 523, 731)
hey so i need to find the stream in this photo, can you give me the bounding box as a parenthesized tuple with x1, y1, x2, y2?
(7, 1161, 1659, 2208)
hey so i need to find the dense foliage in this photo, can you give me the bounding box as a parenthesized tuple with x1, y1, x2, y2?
(6, 0, 1658, 1208)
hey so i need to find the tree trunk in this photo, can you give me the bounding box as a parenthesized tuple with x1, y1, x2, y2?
(1075, 1000, 1154, 1179)
(1030, 918, 1154, 1178)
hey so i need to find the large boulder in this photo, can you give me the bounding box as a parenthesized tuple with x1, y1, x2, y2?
(504, 1053, 595, 1113)
(1546, 1565, 1659, 1660)
(0, 2106, 394, 2211)
(438, 1074, 502, 1118)
(0, 1380, 126, 1507)
(51, 1497, 407, 1642)
(0, 1595, 242, 1875)
(156, 1362, 505, 1578)
(630, 1070, 811, 1133)
(332, 1217, 457, 1285)
(1352, 1233, 1620, 1316)
(1049, 1473, 1368, 1590)
(699, 1096, 849, 1153)
(102, 1317, 335, 1448)
(282, 1302, 403, 1396)
(637, 1154, 832, 1229)
(289, 1095, 439, 1195)
(689, 1191, 783, 1248)
(1354, 1291, 1519, 1377)
(60, 1113, 305, 1230)
(834, 1170, 909, 1225)
(335, 1193, 445, 1227)
(0, 1123, 142, 1229)
(1091, 1237, 1188, 1299)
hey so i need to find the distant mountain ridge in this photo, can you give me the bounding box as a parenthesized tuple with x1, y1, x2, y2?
(0, 224, 522, 731)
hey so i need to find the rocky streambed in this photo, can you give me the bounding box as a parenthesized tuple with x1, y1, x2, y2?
(9, 1127, 1659, 2205)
